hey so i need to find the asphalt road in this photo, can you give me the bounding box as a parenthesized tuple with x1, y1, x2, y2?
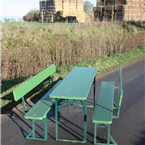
(1, 58, 145, 145)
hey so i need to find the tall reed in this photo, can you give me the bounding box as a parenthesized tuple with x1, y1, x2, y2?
(1, 22, 145, 81)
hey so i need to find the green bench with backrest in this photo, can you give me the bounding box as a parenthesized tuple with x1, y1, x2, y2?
(13, 64, 62, 141)
(91, 66, 123, 145)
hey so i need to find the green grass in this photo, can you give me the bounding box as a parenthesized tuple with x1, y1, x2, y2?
(53, 45, 145, 79)
(1, 45, 145, 113)
(2, 21, 145, 30)
(1, 22, 83, 29)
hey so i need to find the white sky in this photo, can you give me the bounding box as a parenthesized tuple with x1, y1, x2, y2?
(1, 0, 96, 17)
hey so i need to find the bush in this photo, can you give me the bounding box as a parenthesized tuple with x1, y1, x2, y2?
(1, 22, 145, 81)
(10, 18, 16, 22)
(23, 9, 39, 22)
(84, 1, 94, 14)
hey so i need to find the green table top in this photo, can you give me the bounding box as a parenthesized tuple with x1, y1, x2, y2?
(49, 67, 97, 100)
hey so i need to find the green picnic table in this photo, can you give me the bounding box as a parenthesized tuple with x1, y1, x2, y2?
(49, 66, 97, 143)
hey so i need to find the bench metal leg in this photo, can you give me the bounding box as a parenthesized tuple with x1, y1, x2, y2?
(22, 97, 27, 112)
(113, 107, 120, 119)
(113, 102, 120, 119)
(26, 116, 47, 141)
(107, 124, 110, 144)
(94, 123, 117, 145)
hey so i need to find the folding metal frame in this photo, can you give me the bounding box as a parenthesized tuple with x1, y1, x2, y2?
(94, 123, 117, 145)
(55, 99, 87, 143)
(26, 116, 48, 141)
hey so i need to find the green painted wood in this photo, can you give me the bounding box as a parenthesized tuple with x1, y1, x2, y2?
(92, 81, 115, 124)
(13, 64, 56, 101)
(24, 80, 62, 120)
(49, 67, 97, 100)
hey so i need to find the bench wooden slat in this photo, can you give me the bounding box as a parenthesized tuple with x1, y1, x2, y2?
(13, 64, 56, 101)
(92, 81, 115, 124)
(24, 80, 62, 120)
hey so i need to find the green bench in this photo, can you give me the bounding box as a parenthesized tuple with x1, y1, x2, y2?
(92, 66, 123, 145)
(13, 64, 62, 141)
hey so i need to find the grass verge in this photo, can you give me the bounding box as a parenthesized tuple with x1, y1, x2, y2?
(1, 22, 81, 29)
(1, 45, 145, 113)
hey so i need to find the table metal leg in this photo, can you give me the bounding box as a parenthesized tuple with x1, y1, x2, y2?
(94, 123, 97, 144)
(44, 116, 47, 140)
(84, 99, 87, 142)
(94, 77, 96, 107)
(55, 99, 58, 140)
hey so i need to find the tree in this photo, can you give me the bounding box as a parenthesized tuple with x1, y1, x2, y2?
(84, 0, 94, 14)
(10, 18, 16, 22)
(23, 9, 39, 22)
(18, 18, 23, 22)
(4, 18, 10, 23)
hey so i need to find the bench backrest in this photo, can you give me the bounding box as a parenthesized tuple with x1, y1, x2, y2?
(118, 66, 123, 107)
(13, 64, 56, 112)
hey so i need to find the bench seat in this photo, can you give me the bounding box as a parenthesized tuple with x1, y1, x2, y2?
(92, 81, 115, 124)
(92, 81, 117, 145)
(24, 80, 62, 120)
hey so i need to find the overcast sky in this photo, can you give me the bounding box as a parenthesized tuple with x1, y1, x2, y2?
(1, 0, 96, 17)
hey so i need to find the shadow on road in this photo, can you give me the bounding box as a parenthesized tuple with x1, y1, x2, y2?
(134, 130, 145, 145)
